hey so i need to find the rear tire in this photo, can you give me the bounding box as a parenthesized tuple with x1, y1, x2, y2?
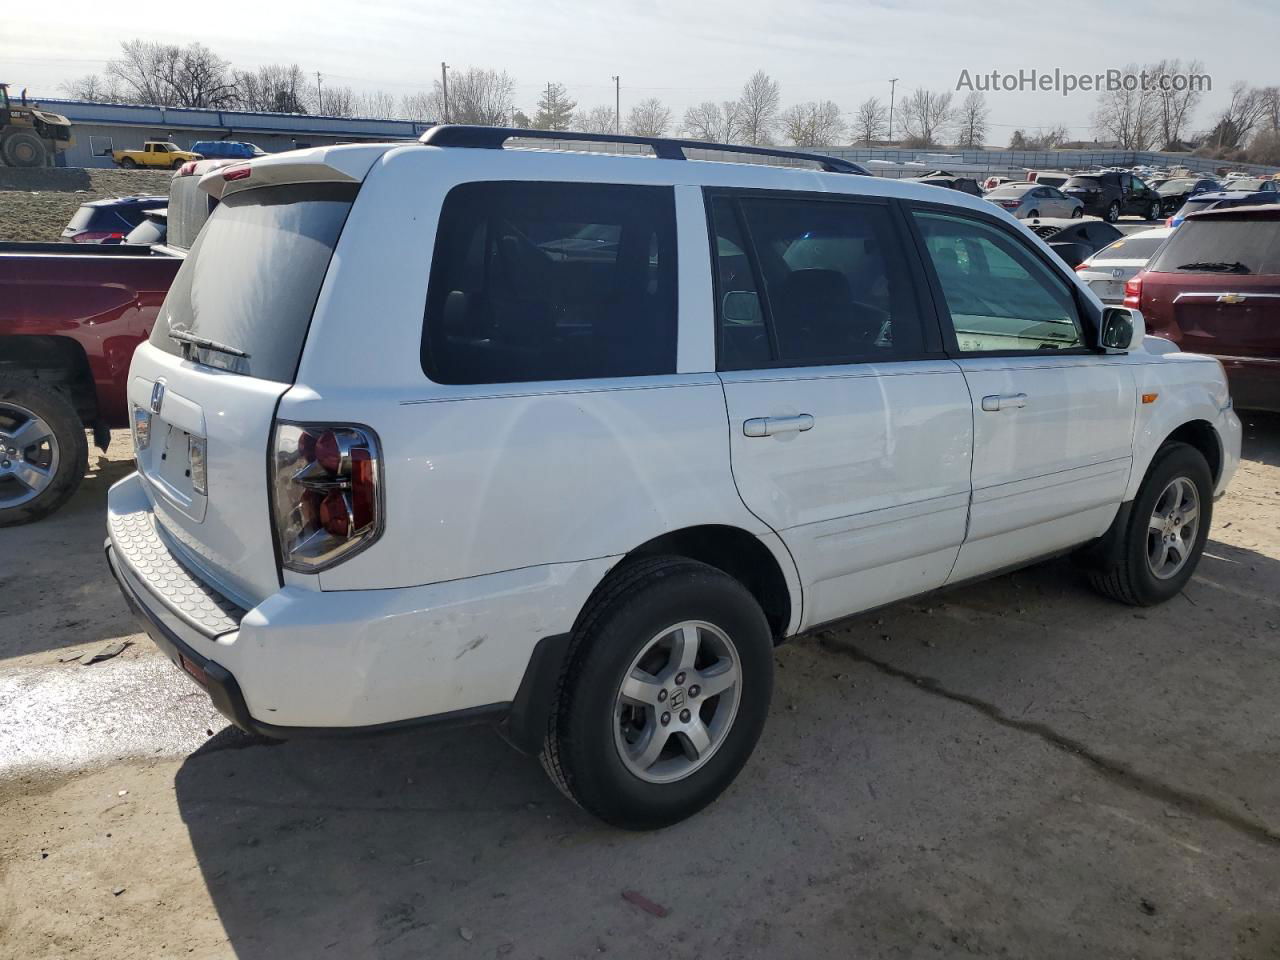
(1026, 209, 1039, 219)
(120, 157, 136, 169)
(1148, 201, 1161, 221)
(0, 374, 88, 527)
(1088, 442, 1212, 606)
(1106, 201, 1121, 223)
(540, 556, 774, 830)
(2, 132, 47, 168)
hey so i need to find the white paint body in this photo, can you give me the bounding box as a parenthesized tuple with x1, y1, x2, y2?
(109, 142, 1242, 729)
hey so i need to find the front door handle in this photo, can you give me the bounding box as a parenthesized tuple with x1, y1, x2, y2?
(981, 393, 1027, 412)
(743, 414, 815, 438)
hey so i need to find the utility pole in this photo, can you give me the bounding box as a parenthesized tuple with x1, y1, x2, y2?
(316, 71, 323, 114)
(441, 62, 450, 123)
(888, 78, 899, 143)
(611, 75, 620, 134)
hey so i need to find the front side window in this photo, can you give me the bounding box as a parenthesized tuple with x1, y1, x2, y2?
(913, 210, 1084, 353)
(422, 181, 677, 385)
(710, 194, 925, 368)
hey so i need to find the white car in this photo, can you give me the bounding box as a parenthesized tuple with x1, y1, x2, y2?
(106, 129, 1242, 829)
(1074, 227, 1173, 304)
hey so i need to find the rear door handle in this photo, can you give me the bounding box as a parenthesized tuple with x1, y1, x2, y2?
(743, 414, 815, 438)
(980, 393, 1027, 412)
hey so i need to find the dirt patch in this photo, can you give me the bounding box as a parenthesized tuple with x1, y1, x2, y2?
(0, 167, 173, 242)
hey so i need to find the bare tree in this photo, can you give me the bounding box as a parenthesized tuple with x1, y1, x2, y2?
(737, 69, 780, 146)
(780, 100, 846, 147)
(60, 74, 125, 103)
(1009, 125, 1070, 151)
(681, 101, 743, 142)
(955, 91, 989, 148)
(627, 97, 672, 137)
(101, 39, 237, 108)
(236, 64, 309, 113)
(318, 85, 355, 117)
(1208, 82, 1269, 150)
(572, 105, 618, 134)
(1091, 63, 1159, 149)
(401, 68, 514, 125)
(1152, 58, 1205, 148)
(853, 96, 887, 145)
(900, 88, 953, 146)
(354, 89, 399, 118)
(401, 90, 440, 122)
(533, 82, 577, 131)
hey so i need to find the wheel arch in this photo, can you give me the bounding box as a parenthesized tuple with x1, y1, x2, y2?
(1162, 419, 1222, 486)
(0, 335, 98, 428)
(579, 524, 801, 643)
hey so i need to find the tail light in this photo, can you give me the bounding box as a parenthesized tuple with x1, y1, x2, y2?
(270, 423, 383, 572)
(178, 161, 198, 176)
(1123, 274, 1143, 308)
(1074, 262, 1090, 272)
(222, 165, 251, 182)
(72, 231, 125, 243)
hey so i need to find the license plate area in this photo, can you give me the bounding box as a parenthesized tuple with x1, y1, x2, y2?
(138, 420, 207, 522)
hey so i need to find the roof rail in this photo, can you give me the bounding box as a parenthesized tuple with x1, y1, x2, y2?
(417, 125, 869, 175)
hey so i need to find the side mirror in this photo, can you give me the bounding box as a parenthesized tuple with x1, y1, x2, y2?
(722, 291, 762, 325)
(1100, 306, 1145, 352)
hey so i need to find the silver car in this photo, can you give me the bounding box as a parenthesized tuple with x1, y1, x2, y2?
(1073, 226, 1172, 304)
(985, 182, 1083, 219)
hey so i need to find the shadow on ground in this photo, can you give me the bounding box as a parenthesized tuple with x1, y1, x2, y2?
(0, 445, 137, 659)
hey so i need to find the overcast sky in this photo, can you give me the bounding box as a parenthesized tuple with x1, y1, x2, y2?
(5, 0, 1277, 142)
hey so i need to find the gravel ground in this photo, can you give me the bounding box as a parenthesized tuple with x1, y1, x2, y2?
(0, 167, 173, 242)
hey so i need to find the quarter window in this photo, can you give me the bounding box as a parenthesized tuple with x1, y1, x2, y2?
(913, 210, 1085, 353)
(422, 181, 677, 385)
(711, 195, 926, 368)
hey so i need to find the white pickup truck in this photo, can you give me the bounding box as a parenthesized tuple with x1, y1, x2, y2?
(106, 129, 1240, 829)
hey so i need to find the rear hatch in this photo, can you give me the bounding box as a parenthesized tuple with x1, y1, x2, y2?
(1141, 215, 1280, 357)
(128, 179, 358, 606)
(1077, 233, 1169, 302)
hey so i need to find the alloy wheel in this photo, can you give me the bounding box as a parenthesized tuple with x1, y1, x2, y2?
(0, 401, 60, 508)
(1147, 476, 1200, 580)
(613, 620, 742, 784)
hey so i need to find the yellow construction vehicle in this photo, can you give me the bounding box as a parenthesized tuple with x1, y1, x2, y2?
(1, 83, 74, 167)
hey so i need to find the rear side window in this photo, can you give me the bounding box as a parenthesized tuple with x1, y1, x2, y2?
(149, 183, 355, 382)
(1148, 219, 1280, 275)
(710, 194, 926, 369)
(422, 181, 677, 385)
(67, 205, 96, 230)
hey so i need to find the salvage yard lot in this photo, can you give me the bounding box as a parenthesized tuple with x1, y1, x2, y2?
(1, 420, 1278, 959)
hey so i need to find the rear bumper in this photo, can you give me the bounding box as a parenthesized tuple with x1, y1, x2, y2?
(105, 471, 609, 738)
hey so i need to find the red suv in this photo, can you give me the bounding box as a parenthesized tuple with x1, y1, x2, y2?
(1127, 204, 1280, 411)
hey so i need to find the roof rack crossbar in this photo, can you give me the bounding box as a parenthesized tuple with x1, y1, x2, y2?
(417, 125, 868, 175)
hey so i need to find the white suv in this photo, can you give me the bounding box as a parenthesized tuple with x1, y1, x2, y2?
(107, 128, 1241, 829)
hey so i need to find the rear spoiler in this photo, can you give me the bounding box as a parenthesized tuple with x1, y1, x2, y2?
(199, 144, 391, 200)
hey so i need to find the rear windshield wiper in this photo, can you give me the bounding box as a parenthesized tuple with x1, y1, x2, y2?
(1175, 260, 1251, 274)
(168, 328, 251, 359)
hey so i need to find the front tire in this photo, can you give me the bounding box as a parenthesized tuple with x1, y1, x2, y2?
(0, 375, 88, 526)
(1088, 442, 1212, 606)
(1106, 201, 1121, 223)
(1148, 201, 1161, 221)
(1071, 206, 1083, 218)
(1026, 209, 1039, 219)
(2, 132, 47, 168)
(540, 556, 774, 830)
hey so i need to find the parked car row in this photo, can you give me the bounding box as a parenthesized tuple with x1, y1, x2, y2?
(114, 139, 266, 168)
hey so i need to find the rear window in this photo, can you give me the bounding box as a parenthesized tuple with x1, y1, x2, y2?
(124, 216, 165, 246)
(1063, 176, 1106, 189)
(422, 181, 677, 385)
(67, 205, 97, 230)
(149, 183, 355, 382)
(988, 185, 1032, 198)
(1092, 235, 1166, 262)
(1148, 218, 1280, 275)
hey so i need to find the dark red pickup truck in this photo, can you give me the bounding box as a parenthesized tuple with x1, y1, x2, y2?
(0, 245, 181, 523)
(0, 160, 226, 525)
